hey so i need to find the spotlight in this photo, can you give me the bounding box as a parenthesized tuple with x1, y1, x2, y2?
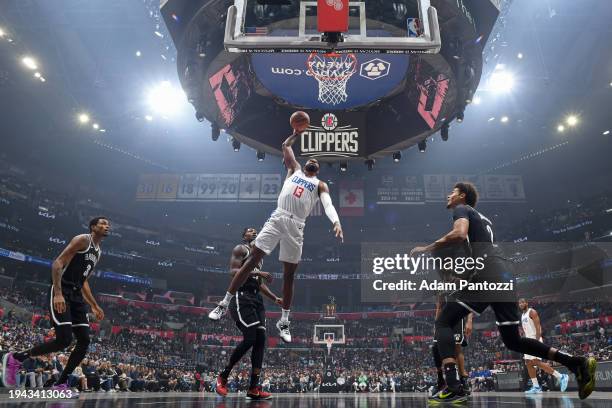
(211, 123, 220, 141)
(441, 123, 449, 141)
(473, 95, 481, 105)
(340, 162, 348, 172)
(517, 53, 523, 59)
(34, 72, 41, 78)
(232, 138, 241, 152)
(557, 125, 565, 133)
(500, 116, 509, 123)
(147, 81, 186, 116)
(566, 115, 578, 126)
(145, 115, 153, 121)
(456, 110, 464, 123)
(418, 140, 427, 152)
(93, 123, 99, 130)
(22, 56, 38, 70)
(0, 28, 5, 37)
(136, 50, 142, 57)
(78, 113, 90, 124)
(257, 151, 265, 161)
(603, 130, 610, 135)
(488, 71, 515, 93)
(392, 151, 402, 163)
(365, 159, 375, 171)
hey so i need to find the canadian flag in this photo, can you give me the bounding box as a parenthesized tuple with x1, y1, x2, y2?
(339, 180, 364, 216)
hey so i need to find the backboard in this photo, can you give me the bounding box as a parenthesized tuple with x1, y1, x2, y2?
(314, 324, 346, 344)
(224, 0, 441, 54)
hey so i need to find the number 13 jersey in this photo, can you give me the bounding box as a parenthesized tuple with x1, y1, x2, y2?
(277, 169, 320, 220)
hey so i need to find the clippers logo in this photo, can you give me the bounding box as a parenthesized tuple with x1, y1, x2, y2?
(301, 113, 359, 158)
(321, 113, 338, 130)
(326, 0, 344, 11)
(360, 59, 391, 80)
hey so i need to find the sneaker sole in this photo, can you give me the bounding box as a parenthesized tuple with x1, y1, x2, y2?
(2, 353, 15, 388)
(579, 357, 597, 400)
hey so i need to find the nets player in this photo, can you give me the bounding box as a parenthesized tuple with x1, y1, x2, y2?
(210, 115, 343, 343)
(2, 217, 109, 394)
(432, 294, 472, 397)
(519, 298, 569, 393)
(411, 183, 596, 402)
(215, 227, 281, 400)
(430, 243, 473, 398)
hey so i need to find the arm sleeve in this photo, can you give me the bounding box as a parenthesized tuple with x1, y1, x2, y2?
(452, 205, 470, 221)
(320, 191, 340, 226)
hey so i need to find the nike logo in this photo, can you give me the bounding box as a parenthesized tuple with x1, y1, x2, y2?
(439, 392, 452, 398)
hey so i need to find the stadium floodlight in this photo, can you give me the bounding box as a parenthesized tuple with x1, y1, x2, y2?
(147, 81, 186, 115)
(145, 115, 153, 121)
(92, 123, 99, 130)
(136, 50, 142, 57)
(456, 110, 464, 123)
(0, 28, 5, 37)
(566, 115, 578, 127)
(473, 95, 481, 105)
(418, 140, 427, 152)
(22, 56, 38, 70)
(392, 152, 402, 163)
(488, 71, 515, 93)
(78, 113, 90, 124)
(34, 72, 41, 78)
(517, 53, 523, 59)
(603, 130, 610, 136)
(232, 138, 241, 152)
(257, 151, 265, 161)
(500, 116, 509, 123)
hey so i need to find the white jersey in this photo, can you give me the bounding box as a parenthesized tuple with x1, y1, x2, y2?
(521, 308, 540, 340)
(277, 169, 320, 220)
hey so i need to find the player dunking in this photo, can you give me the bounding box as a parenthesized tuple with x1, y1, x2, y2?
(209, 112, 343, 343)
(519, 298, 569, 393)
(411, 182, 596, 402)
(215, 227, 281, 400)
(2, 217, 109, 395)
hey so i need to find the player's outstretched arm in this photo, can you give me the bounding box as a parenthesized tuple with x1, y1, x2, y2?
(319, 182, 343, 242)
(410, 218, 468, 256)
(282, 133, 300, 175)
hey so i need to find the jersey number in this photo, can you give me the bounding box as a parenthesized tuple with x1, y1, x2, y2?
(83, 265, 91, 278)
(293, 186, 304, 198)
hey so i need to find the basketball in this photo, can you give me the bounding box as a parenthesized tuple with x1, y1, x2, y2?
(290, 111, 310, 133)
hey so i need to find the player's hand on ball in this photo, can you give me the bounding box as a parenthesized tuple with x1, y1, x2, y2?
(257, 271, 273, 283)
(93, 305, 105, 321)
(53, 293, 66, 314)
(333, 223, 344, 243)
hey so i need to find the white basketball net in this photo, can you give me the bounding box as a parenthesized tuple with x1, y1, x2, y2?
(326, 338, 333, 355)
(307, 53, 357, 106)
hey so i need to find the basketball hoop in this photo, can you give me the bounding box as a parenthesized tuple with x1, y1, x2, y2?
(307, 52, 357, 106)
(325, 338, 333, 356)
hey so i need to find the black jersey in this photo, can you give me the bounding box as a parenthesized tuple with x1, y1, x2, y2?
(452, 204, 496, 257)
(58, 234, 101, 291)
(237, 243, 264, 293)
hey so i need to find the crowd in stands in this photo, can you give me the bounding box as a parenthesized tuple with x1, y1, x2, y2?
(1, 284, 610, 393)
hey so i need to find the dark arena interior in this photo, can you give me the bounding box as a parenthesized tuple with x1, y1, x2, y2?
(0, 0, 611, 407)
